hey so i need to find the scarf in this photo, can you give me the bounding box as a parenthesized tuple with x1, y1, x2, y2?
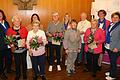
(106, 21, 120, 44)
(98, 18, 106, 30)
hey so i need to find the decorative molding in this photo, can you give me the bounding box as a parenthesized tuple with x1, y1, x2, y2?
(92, 0, 95, 2)
(13, 0, 37, 10)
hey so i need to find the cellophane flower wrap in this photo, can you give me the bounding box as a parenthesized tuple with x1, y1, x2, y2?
(87, 33, 94, 44)
(29, 36, 43, 50)
(4, 35, 17, 46)
(53, 32, 64, 42)
(4, 35, 17, 52)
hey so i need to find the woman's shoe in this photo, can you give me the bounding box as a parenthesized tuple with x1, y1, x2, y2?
(0, 73, 7, 80)
(41, 75, 46, 80)
(14, 75, 20, 80)
(33, 75, 38, 80)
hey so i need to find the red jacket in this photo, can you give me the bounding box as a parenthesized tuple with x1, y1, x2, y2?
(6, 26, 28, 39)
(105, 20, 111, 30)
(103, 20, 110, 37)
(84, 28, 105, 54)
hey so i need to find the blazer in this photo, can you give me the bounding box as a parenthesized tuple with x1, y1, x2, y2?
(0, 20, 10, 33)
(109, 21, 120, 51)
(0, 27, 8, 51)
(63, 29, 81, 51)
(84, 28, 105, 54)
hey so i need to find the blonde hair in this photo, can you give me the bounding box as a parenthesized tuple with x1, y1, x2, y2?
(91, 19, 98, 23)
(32, 20, 40, 25)
(12, 15, 21, 22)
(52, 11, 59, 16)
(91, 19, 98, 27)
(63, 13, 71, 23)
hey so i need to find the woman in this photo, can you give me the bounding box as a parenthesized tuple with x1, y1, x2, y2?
(97, 10, 110, 70)
(27, 20, 47, 80)
(0, 9, 14, 73)
(27, 13, 41, 69)
(63, 13, 71, 30)
(0, 22, 8, 80)
(6, 15, 28, 80)
(84, 19, 105, 77)
(105, 12, 120, 80)
(46, 12, 65, 72)
(57, 13, 71, 63)
(27, 13, 43, 31)
(63, 19, 81, 76)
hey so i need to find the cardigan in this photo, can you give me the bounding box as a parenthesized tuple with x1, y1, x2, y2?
(84, 28, 105, 54)
(63, 29, 81, 51)
(26, 30, 47, 56)
(6, 26, 28, 53)
(46, 21, 65, 42)
(6, 26, 28, 39)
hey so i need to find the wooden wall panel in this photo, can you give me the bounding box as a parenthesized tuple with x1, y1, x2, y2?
(0, 0, 92, 30)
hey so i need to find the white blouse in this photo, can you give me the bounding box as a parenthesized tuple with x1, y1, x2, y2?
(26, 30, 47, 56)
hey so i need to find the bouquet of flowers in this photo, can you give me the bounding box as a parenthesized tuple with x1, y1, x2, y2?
(87, 33, 97, 53)
(4, 35, 16, 45)
(4, 35, 17, 52)
(52, 32, 64, 42)
(87, 33, 94, 44)
(29, 36, 43, 50)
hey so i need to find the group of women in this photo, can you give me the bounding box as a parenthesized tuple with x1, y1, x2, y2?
(0, 9, 120, 80)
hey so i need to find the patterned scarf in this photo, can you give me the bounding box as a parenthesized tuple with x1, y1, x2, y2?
(98, 18, 106, 30)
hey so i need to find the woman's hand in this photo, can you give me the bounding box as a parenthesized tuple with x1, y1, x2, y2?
(28, 49, 33, 56)
(78, 48, 81, 53)
(47, 33, 52, 37)
(21, 39, 26, 47)
(65, 49, 68, 55)
(10, 44, 15, 53)
(80, 31, 84, 34)
(113, 48, 118, 53)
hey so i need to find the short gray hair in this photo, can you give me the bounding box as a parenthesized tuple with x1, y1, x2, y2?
(12, 15, 21, 22)
(52, 11, 59, 16)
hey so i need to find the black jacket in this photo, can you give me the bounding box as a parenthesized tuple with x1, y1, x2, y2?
(0, 27, 8, 51)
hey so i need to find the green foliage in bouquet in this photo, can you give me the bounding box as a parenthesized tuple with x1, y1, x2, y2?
(29, 36, 43, 50)
(4, 35, 16, 45)
(53, 32, 64, 42)
(87, 33, 94, 44)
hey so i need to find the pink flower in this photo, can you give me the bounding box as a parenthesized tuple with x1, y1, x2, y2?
(53, 33, 57, 37)
(59, 32, 63, 38)
(30, 38, 33, 43)
(38, 37, 43, 44)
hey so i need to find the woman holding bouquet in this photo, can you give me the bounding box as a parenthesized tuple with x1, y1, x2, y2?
(84, 19, 105, 77)
(0, 21, 8, 80)
(6, 15, 28, 80)
(46, 12, 65, 72)
(0, 9, 14, 74)
(26, 20, 47, 80)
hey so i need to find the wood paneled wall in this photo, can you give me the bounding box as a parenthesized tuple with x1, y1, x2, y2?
(0, 0, 92, 30)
